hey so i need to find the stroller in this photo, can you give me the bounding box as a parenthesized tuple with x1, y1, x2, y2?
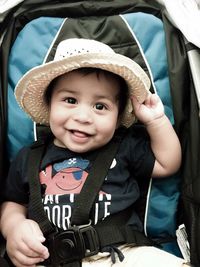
(0, 0, 200, 266)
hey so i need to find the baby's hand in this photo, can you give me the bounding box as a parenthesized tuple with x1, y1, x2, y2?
(6, 219, 49, 267)
(131, 93, 165, 124)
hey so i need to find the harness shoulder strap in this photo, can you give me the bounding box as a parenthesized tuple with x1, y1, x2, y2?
(27, 140, 55, 234)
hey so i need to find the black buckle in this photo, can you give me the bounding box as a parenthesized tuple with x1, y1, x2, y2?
(47, 221, 100, 265)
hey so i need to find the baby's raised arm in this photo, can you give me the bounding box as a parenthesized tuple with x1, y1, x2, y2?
(132, 93, 181, 177)
(0, 201, 49, 266)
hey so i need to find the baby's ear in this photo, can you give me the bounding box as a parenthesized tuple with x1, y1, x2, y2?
(116, 115, 123, 128)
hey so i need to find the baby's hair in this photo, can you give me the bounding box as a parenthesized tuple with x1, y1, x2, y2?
(44, 67, 128, 116)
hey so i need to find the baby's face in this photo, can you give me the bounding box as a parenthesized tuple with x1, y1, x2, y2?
(49, 70, 120, 153)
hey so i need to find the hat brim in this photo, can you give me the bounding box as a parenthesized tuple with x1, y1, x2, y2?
(15, 52, 150, 127)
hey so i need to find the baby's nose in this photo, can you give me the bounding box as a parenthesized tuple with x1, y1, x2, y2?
(73, 106, 92, 123)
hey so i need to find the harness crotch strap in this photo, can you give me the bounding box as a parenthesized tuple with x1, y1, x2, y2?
(27, 128, 154, 267)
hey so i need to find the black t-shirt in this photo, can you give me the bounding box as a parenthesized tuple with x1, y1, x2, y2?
(3, 125, 155, 232)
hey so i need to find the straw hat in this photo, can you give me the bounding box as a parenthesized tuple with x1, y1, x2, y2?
(15, 38, 150, 127)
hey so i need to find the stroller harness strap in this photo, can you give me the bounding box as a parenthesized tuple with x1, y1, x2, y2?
(27, 129, 153, 267)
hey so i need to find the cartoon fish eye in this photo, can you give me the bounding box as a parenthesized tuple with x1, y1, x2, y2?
(72, 170, 83, 180)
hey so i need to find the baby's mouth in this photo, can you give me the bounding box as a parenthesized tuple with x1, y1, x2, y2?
(71, 130, 91, 138)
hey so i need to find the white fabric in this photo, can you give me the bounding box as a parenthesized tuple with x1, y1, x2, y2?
(38, 245, 187, 267)
(81, 245, 186, 267)
(156, 0, 200, 48)
(0, 0, 24, 14)
(1, 0, 200, 48)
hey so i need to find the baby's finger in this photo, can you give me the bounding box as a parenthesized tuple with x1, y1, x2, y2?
(149, 93, 160, 106)
(20, 242, 45, 259)
(22, 236, 49, 259)
(11, 250, 45, 267)
(131, 96, 140, 112)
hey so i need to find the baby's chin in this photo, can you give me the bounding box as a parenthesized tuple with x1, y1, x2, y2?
(68, 143, 107, 154)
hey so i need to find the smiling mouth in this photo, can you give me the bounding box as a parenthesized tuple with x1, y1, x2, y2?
(56, 181, 82, 191)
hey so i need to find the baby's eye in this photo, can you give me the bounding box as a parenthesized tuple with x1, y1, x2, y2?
(95, 103, 106, 110)
(65, 97, 77, 104)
